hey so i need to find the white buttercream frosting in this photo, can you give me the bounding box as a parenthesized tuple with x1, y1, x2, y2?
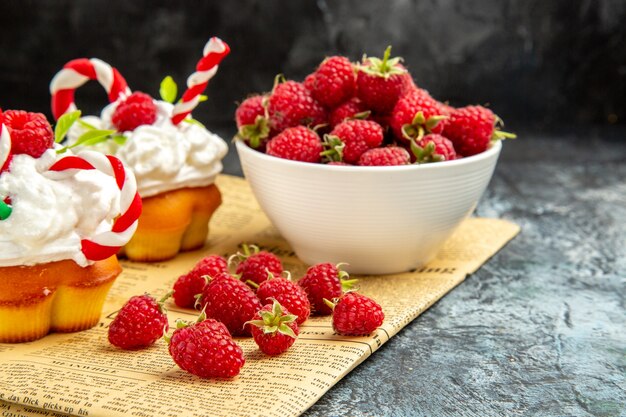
(67, 100, 228, 197)
(0, 150, 122, 267)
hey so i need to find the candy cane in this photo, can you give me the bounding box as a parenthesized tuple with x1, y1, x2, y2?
(171, 37, 230, 125)
(50, 58, 131, 120)
(0, 123, 11, 171)
(47, 151, 142, 261)
(0, 123, 12, 220)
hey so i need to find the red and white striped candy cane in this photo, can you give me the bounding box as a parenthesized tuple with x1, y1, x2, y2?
(47, 151, 142, 261)
(0, 123, 11, 171)
(171, 37, 230, 125)
(50, 58, 131, 120)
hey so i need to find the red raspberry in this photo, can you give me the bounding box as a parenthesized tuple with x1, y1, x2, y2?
(411, 133, 457, 162)
(329, 97, 368, 128)
(267, 80, 326, 133)
(309, 56, 356, 108)
(390, 89, 447, 142)
(235, 95, 265, 128)
(2, 110, 53, 158)
(235, 95, 271, 149)
(231, 244, 283, 286)
(444, 105, 516, 156)
(358, 146, 410, 166)
(356, 47, 408, 114)
(108, 294, 169, 350)
(303, 73, 316, 91)
(173, 255, 228, 308)
(200, 273, 262, 336)
(323, 119, 383, 164)
(256, 274, 310, 325)
(298, 263, 357, 316)
(111, 92, 157, 132)
(247, 301, 299, 356)
(266, 126, 323, 163)
(329, 292, 384, 336)
(168, 317, 244, 378)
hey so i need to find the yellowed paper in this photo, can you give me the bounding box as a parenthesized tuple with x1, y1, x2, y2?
(0, 175, 520, 417)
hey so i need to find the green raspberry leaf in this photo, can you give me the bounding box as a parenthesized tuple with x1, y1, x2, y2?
(198, 94, 208, 103)
(160, 76, 178, 104)
(56, 129, 116, 154)
(54, 110, 82, 143)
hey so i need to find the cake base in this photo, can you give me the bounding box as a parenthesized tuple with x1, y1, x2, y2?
(0, 256, 121, 343)
(120, 184, 222, 262)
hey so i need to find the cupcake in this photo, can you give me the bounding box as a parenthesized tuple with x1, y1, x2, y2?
(0, 109, 141, 343)
(50, 37, 230, 262)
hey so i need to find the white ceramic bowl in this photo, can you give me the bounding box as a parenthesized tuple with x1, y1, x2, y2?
(236, 140, 502, 275)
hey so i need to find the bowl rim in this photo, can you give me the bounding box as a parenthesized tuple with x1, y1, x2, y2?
(235, 138, 502, 172)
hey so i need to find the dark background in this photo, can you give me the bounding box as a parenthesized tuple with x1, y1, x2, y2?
(1, 0, 625, 137)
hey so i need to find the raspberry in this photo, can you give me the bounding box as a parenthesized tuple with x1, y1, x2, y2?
(266, 126, 323, 163)
(168, 316, 244, 378)
(2, 110, 53, 158)
(328, 292, 384, 336)
(235, 95, 265, 128)
(108, 294, 169, 350)
(323, 119, 383, 164)
(235, 95, 271, 149)
(358, 146, 410, 166)
(231, 244, 283, 286)
(173, 255, 228, 309)
(256, 274, 311, 325)
(329, 97, 368, 128)
(298, 263, 357, 316)
(411, 133, 457, 163)
(309, 56, 356, 108)
(111, 92, 157, 132)
(356, 47, 408, 114)
(444, 105, 516, 156)
(267, 80, 326, 133)
(200, 273, 262, 336)
(247, 301, 299, 356)
(390, 89, 447, 142)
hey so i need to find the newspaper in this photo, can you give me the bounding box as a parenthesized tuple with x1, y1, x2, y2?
(0, 175, 520, 417)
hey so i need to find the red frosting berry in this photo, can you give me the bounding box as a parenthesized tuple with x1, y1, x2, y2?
(200, 273, 262, 336)
(358, 146, 410, 166)
(173, 255, 229, 309)
(2, 110, 53, 158)
(329, 292, 384, 336)
(298, 263, 357, 316)
(168, 317, 244, 378)
(323, 119, 384, 164)
(309, 56, 356, 108)
(267, 80, 326, 133)
(390, 88, 447, 142)
(256, 274, 311, 325)
(444, 105, 515, 156)
(108, 294, 169, 350)
(111, 92, 157, 132)
(266, 126, 323, 163)
(247, 301, 299, 356)
(356, 47, 408, 114)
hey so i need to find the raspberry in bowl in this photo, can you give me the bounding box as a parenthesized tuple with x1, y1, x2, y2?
(235, 47, 513, 274)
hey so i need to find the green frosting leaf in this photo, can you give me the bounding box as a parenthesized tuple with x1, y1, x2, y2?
(160, 76, 178, 104)
(54, 110, 81, 143)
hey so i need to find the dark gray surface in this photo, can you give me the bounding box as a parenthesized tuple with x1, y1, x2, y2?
(219, 127, 626, 417)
